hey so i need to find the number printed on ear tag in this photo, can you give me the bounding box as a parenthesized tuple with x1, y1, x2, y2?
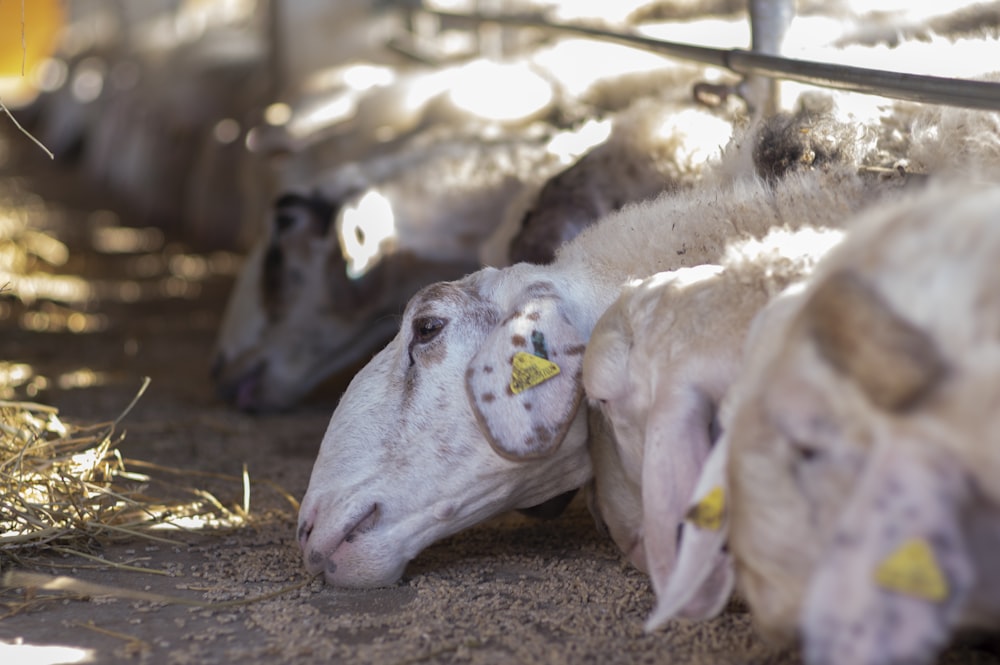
(510, 351, 561, 394)
(686, 486, 726, 531)
(874, 538, 949, 602)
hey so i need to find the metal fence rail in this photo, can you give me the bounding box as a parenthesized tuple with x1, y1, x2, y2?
(424, 9, 1000, 111)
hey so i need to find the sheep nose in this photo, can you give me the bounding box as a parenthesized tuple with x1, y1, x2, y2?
(209, 353, 226, 381)
(214, 360, 269, 411)
(297, 519, 313, 553)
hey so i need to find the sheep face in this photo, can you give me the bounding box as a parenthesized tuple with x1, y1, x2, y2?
(212, 192, 476, 411)
(728, 187, 1000, 665)
(298, 264, 594, 587)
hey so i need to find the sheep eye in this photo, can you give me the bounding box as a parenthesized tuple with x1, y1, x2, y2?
(791, 440, 823, 463)
(413, 317, 446, 344)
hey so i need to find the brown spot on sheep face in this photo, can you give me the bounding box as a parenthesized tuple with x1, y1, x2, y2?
(753, 108, 854, 182)
(564, 344, 587, 356)
(523, 402, 533, 411)
(483, 365, 493, 374)
(481, 393, 495, 403)
(527, 312, 541, 321)
(511, 334, 527, 347)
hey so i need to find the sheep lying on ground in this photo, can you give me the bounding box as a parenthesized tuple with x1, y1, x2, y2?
(713, 182, 1000, 665)
(212, 132, 563, 411)
(582, 226, 843, 622)
(481, 98, 735, 266)
(640, 99, 1000, 635)
(215, 86, 736, 410)
(296, 135, 902, 586)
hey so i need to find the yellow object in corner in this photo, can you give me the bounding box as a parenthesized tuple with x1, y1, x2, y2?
(0, 0, 64, 77)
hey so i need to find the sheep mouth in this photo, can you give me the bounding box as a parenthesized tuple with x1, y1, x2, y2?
(215, 360, 267, 411)
(339, 504, 380, 547)
(303, 503, 381, 577)
(624, 534, 648, 573)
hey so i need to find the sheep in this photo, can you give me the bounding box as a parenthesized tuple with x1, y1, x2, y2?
(295, 130, 906, 587)
(479, 97, 735, 267)
(216, 85, 738, 410)
(706, 182, 1000, 665)
(211, 130, 565, 411)
(632, 101, 1000, 640)
(582, 226, 844, 623)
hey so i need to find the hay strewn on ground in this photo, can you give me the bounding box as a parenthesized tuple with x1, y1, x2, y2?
(0, 387, 251, 569)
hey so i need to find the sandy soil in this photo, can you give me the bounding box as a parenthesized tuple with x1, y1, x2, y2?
(0, 126, 997, 665)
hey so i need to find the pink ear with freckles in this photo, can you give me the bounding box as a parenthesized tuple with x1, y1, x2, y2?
(645, 430, 734, 631)
(466, 291, 586, 460)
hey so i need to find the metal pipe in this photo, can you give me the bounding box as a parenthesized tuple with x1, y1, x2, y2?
(423, 9, 1000, 111)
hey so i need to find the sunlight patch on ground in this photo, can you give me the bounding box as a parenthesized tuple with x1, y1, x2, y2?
(0, 641, 95, 665)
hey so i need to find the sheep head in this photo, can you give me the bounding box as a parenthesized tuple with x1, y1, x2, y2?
(212, 191, 477, 411)
(727, 186, 1000, 665)
(297, 264, 594, 587)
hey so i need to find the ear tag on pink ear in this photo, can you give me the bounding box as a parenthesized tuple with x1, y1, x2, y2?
(510, 352, 561, 394)
(685, 486, 726, 531)
(874, 538, 948, 602)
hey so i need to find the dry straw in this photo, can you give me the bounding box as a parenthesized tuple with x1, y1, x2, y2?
(0, 378, 252, 569)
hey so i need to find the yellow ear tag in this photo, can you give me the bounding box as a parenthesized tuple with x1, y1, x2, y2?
(685, 486, 726, 531)
(874, 538, 948, 602)
(510, 351, 561, 394)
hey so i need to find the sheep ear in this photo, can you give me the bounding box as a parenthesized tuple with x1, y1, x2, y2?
(803, 270, 947, 411)
(645, 426, 734, 631)
(466, 288, 586, 460)
(800, 440, 973, 665)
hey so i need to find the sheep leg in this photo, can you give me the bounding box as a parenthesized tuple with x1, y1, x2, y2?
(800, 440, 973, 665)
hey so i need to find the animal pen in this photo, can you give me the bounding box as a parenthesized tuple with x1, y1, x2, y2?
(2, 1, 1000, 664)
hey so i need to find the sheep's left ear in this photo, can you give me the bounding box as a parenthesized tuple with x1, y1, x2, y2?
(466, 287, 586, 460)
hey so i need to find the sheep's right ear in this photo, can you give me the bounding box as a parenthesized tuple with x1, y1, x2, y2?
(466, 287, 586, 460)
(803, 270, 947, 411)
(646, 431, 734, 631)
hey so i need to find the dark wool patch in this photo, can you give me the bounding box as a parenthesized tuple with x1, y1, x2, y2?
(753, 108, 856, 182)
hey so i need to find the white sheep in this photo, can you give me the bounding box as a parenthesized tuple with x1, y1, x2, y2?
(211, 130, 565, 411)
(582, 226, 843, 622)
(215, 89, 737, 410)
(644, 99, 1000, 636)
(295, 138, 900, 586)
(708, 182, 1000, 665)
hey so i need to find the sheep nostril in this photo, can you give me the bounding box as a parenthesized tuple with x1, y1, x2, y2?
(297, 521, 313, 551)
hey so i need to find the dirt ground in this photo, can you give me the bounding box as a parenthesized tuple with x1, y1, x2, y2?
(0, 126, 998, 665)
